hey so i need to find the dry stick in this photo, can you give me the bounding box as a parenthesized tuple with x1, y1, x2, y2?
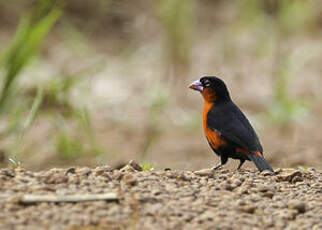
(2, 193, 118, 204)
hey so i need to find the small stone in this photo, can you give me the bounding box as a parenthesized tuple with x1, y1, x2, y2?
(177, 174, 191, 182)
(221, 182, 234, 191)
(277, 169, 302, 182)
(15, 175, 29, 183)
(261, 170, 275, 176)
(288, 200, 306, 213)
(200, 177, 208, 186)
(262, 191, 274, 198)
(219, 169, 230, 174)
(97, 165, 113, 171)
(232, 179, 242, 186)
(278, 209, 298, 220)
(94, 169, 105, 176)
(94, 165, 113, 176)
(312, 183, 321, 188)
(313, 224, 322, 230)
(166, 172, 178, 178)
(235, 187, 249, 195)
(14, 167, 25, 174)
(274, 168, 282, 174)
(151, 189, 161, 196)
(292, 176, 303, 183)
(242, 205, 256, 214)
(2, 169, 15, 177)
(112, 170, 123, 180)
(129, 160, 142, 171)
(219, 175, 228, 180)
(258, 185, 270, 192)
(199, 210, 214, 221)
(230, 183, 239, 189)
(122, 173, 137, 186)
(236, 199, 246, 206)
(275, 220, 287, 228)
(46, 175, 68, 184)
(78, 167, 92, 176)
(249, 194, 261, 202)
(65, 168, 75, 175)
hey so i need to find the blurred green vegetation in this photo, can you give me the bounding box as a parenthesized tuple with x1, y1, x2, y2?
(0, 0, 321, 169)
(0, 0, 61, 165)
(236, 0, 316, 123)
(140, 163, 154, 171)
(0, 2, 61, 111)
(156, 0, 195, 67)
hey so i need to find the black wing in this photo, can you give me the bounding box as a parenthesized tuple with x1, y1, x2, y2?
(207, 101, 263, 153)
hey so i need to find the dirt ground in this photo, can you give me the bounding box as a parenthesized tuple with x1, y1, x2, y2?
(0, 162, 321, 230)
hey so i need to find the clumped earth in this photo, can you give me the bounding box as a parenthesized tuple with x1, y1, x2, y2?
(0, 161, 321, 230)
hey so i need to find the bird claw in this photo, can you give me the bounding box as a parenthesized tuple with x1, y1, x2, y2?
(211, 164, 222, 171)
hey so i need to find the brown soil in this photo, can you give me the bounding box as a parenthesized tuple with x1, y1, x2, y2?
(0, 162, 321, 230)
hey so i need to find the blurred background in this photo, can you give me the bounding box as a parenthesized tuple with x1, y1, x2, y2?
(0, 0, 321, 170)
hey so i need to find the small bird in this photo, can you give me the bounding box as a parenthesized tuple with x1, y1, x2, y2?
(189, 76, 273, 172)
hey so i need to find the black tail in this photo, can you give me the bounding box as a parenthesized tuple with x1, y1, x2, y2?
(247, 154, 274, 172)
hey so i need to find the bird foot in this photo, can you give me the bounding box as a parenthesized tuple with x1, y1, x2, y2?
(212, 163, 223, 171)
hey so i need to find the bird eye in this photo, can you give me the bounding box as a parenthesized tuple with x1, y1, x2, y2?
(203, 80, 210, 87)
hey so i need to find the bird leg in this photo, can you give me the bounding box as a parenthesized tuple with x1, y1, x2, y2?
(237, 159, 245, 170)
(212, 156, 228, 171)
(212, 162, 223, 170)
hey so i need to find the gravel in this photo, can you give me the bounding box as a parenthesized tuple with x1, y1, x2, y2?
(0, 162, 321, 230)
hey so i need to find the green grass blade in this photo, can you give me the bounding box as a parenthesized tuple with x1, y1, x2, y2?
(0, 5, 62, 113)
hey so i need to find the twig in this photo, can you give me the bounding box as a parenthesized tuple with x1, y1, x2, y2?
(1, 193, 118, 204)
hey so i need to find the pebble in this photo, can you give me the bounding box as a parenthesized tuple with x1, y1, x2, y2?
(0, 167, 320, 230)
(65, 168, 76, 175)
(257, 185, 271, 192)
(277, 169, 302, 182)
(122, 173, 137, 186)
(236, 199, 246, 206)
(292, 175, 303, 183)
(288, 200, 306, 213)
(261, 170, 275, 176)
(129, 160, 142, 171)
(242, 205, 256, 214)
(77, 167, 92, 176)
(262, 191, 274, 198)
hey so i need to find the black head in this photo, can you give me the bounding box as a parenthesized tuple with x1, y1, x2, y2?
(189, 76, 231, 102)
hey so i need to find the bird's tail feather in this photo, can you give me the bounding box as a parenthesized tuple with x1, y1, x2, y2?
(247, 154, 274, 172)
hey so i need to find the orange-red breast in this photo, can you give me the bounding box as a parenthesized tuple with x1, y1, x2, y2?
(189, 76, 273, 172)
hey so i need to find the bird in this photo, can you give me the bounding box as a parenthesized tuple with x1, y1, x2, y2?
(189, 76, 274, 172)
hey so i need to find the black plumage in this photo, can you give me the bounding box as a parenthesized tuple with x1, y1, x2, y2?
(189, 76, 274, 172)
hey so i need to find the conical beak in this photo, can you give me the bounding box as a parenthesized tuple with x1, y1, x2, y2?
(188, 80, 203, 92)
